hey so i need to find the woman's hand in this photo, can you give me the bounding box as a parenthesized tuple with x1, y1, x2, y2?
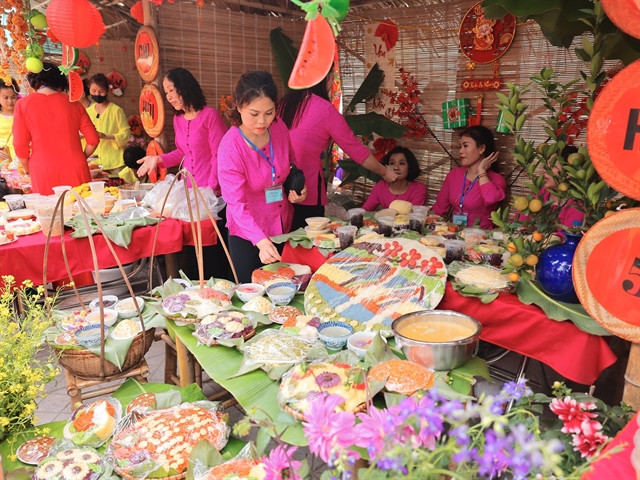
(0, 148, 9, 161)
(136, 155, 161, 177)
(288, 185, 308, 204)
(478, 152, 499, 174)
(256, 238, 281, 264)
(382, 166, 399, 183)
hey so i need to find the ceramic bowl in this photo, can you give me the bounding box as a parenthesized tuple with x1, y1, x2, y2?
(115, 297, 145, 319)
(266, 281, 297, 306)
(89, 295, 119, 311)
(235, 283, 265, 303)
(75, 324, 109, 348)
(317, 321, 354, 351)
(347, 331, 385, 359)
(86, 308, 118, 327)
(305, 216, 330, 231)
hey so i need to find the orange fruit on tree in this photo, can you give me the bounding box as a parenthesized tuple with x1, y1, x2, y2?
(513, 196, 529, 211)
(507, 241, 517, 253)
(525, 254, 539, 266)
(508, 272, 520, 282)
(528, 199, 543, 213)
(509, 254, 524, 267)
(532, 231, 543, 242)
(558, 182, 569, 192)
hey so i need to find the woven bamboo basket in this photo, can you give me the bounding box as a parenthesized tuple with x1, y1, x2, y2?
(52, 328, 155, 379)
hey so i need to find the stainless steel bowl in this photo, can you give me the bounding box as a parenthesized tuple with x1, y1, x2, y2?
(391, 310, 481, 371)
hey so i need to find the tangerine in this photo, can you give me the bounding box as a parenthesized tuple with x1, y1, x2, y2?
(525, 254, 539, 266)
(508, 272, 520, 282)
(507, 242, 517, 253)
(528, 199, 543, 213)
(532, 231, 543, 242)
(558, 182, 569, 192)
(513, 196, 529, 211)
(509, 254, 524, 267)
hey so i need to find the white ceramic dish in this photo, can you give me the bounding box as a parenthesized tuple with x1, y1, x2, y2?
(235, 283, 265, 303)
(86, 308, 118, 327)
(89, 295, 119, 311)
(115, 297, 145, 318)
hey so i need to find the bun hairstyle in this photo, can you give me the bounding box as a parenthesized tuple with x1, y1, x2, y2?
(229, 71, 277, 126)
(27, 62, 67, 91)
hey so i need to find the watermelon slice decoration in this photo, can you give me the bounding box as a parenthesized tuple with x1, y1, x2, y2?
(288, 15, 336, 90)
(68, 71, 84, 102)
(61, 44, 79, 73)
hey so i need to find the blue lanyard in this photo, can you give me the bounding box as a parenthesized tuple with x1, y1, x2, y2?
(459, 174, 479, 213)
(239, 128, 276, 184)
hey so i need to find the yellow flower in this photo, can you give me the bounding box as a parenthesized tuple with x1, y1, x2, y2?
(0, 417, 9, 427)
(21, 279, 34, 288)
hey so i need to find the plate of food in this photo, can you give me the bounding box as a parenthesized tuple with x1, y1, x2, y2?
(448, 261, 514, 294)
(16, 436, 56, 465)
(161, 287, 232, 322)
(305, 238, 447, 327)
(268, 305, 303, 324)
(63, 399, 121, 447)
(32, 448, 104, 480)
(367, 359, 435, 395)
(110, 319, 143, 340)
(194, 311, 257, 346)
(278, 362, 366, 421)
(5, 218, 41, 236)
(251, 262, 312, 291)
(108, 404, 229, 479)
(0, 230, 17, 245)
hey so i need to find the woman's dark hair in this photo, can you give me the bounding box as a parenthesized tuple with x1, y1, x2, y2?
(82, 78, 91, 97)
(230, 71, 277, 125)
(27, 62, 67, 91)
(164, 67, 206, 114)
(277, 78, 330, 129)
(459, 125, 499, 172)
(89, 73, 109, 92)
(0, 78, 20, 111)
(382, 146, 421, 181)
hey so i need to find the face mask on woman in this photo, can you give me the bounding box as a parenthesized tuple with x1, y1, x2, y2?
(91, 94, 107, 104)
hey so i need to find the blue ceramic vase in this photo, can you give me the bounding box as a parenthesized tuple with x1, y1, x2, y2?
(535, 232, 582, 303)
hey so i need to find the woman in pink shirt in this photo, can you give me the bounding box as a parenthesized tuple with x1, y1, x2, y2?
(362, 146, 427, 211)
(136, 68, 230, 280)
(277, 71, 397, 230)
(218, 71, 308, 282)
(432, 126, 505, 229)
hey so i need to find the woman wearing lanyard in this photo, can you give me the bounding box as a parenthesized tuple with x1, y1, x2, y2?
(218, 71, 307, 282)
(432, 125, 505, 229)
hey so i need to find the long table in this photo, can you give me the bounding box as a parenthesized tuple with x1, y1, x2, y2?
(0, 217, 217, 286)
(281, 243, 616, 386)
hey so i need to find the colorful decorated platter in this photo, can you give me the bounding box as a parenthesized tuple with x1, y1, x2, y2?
(16, 436, 56, 465)
(32, 448, 104, 480)
(161, 288, 232, 322)
(304, 238, 447, 327)
(251, 262, 312, 291)
(278, 362, 367, 421)
(367, 359, 435, 395)
(193, 311, 257, 346)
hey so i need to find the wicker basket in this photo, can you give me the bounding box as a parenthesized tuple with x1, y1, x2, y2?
(53, 328, 155, 379)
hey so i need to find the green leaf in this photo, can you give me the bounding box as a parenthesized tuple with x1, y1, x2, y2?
(344, 112, 405, 138)
(269, 28, 298, 89)
(346, 63, 384, 112)
(256, 426, 272, 455)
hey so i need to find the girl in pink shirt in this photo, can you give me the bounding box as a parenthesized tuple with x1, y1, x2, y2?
(277, 70, 397, 230)
(432, 126, 505, 229)
(218, 71, 308, 282)
(362, 146, 427, 211)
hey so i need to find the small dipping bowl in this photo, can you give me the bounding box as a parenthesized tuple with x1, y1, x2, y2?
(89, 295, 119, 311)
(86, 308, 118, 327)
(115, 297, 145, 319)
(305, 216, 330, 231)
(317, 321, 354, 351)
(235, 283, 265, 303)
(75, 324, 109, 348)
(392, 310, 481, 371)
(266, 281, 297, 306)
(347, 331, 386, 359)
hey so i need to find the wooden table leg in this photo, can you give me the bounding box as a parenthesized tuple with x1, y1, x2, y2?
(164, 253, 179, 279)
(175, 335, 195, 387)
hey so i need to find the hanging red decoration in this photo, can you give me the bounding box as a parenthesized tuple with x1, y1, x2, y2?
(374, 20, 398, 52)
(46, 0, 106, 48)
(130, 1, 145, 24)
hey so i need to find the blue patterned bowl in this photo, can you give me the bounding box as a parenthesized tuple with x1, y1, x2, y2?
(317, 321, 354, 350)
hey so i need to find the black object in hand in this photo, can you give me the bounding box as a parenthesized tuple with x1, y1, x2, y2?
(283, 163, 305, 195)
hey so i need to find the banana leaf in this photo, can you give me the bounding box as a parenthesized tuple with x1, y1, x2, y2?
(516, 278, 611, 336)
(66, 214, 160, 248)
(346, 63, 384, 112)
(269, 27, 298, 88)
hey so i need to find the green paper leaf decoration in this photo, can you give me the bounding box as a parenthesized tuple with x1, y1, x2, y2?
(269, 27, 298, 88)
(346, 63, 384, 112)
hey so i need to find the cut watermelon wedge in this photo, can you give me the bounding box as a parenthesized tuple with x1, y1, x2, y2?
(288, 15, 336, 90)
(61, 44, 79, 69)
(68, 71, 83, 102)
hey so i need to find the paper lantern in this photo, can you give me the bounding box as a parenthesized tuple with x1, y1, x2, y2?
(46, 0, 106, 48)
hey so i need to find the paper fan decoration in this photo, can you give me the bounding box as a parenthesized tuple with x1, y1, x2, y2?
(107, 71, 126, 96)
(130, 1, 145, 24)
(375, 19, 398, 51)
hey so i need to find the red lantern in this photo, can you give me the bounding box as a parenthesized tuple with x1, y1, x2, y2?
(46, 0, 106, 48)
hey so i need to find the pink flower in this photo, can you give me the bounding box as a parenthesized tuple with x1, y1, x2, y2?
(354, 406, 390, 456)
(264, 445, 302, 480)
(303, 394, 357, 463)
(549, 396, 597, 433)
(571, 420, 609, 458)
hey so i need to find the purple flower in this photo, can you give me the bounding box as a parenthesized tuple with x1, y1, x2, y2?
(354, 405, 390, 457)
(501, 379, 532, 402)
(315, 371, 341, 388)
(263, 445, 302, 480)
(303, 393, 356, 463)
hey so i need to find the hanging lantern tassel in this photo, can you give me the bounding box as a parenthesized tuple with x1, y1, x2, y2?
(46, 0, 106, 48)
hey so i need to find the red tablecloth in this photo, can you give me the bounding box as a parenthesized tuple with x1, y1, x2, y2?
(281, 243, 617, 386)
(0, 218, 216, 285)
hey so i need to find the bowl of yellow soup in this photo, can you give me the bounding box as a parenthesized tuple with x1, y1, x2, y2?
(391, 310, 481, 371)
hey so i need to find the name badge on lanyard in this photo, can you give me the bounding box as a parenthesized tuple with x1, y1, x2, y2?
(239, 128, 283, 204)
(456, 175, 479, 226)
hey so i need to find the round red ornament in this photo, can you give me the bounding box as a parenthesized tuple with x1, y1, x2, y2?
(46, 0, 106, 48)
(459, 2, 516, 64)
(139, 83, 164, 138)
(135, 26, 160, 83)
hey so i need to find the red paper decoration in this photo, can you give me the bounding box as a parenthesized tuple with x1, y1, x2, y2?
(130, 1, 145, 24)
(46, 0, 106, 48)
